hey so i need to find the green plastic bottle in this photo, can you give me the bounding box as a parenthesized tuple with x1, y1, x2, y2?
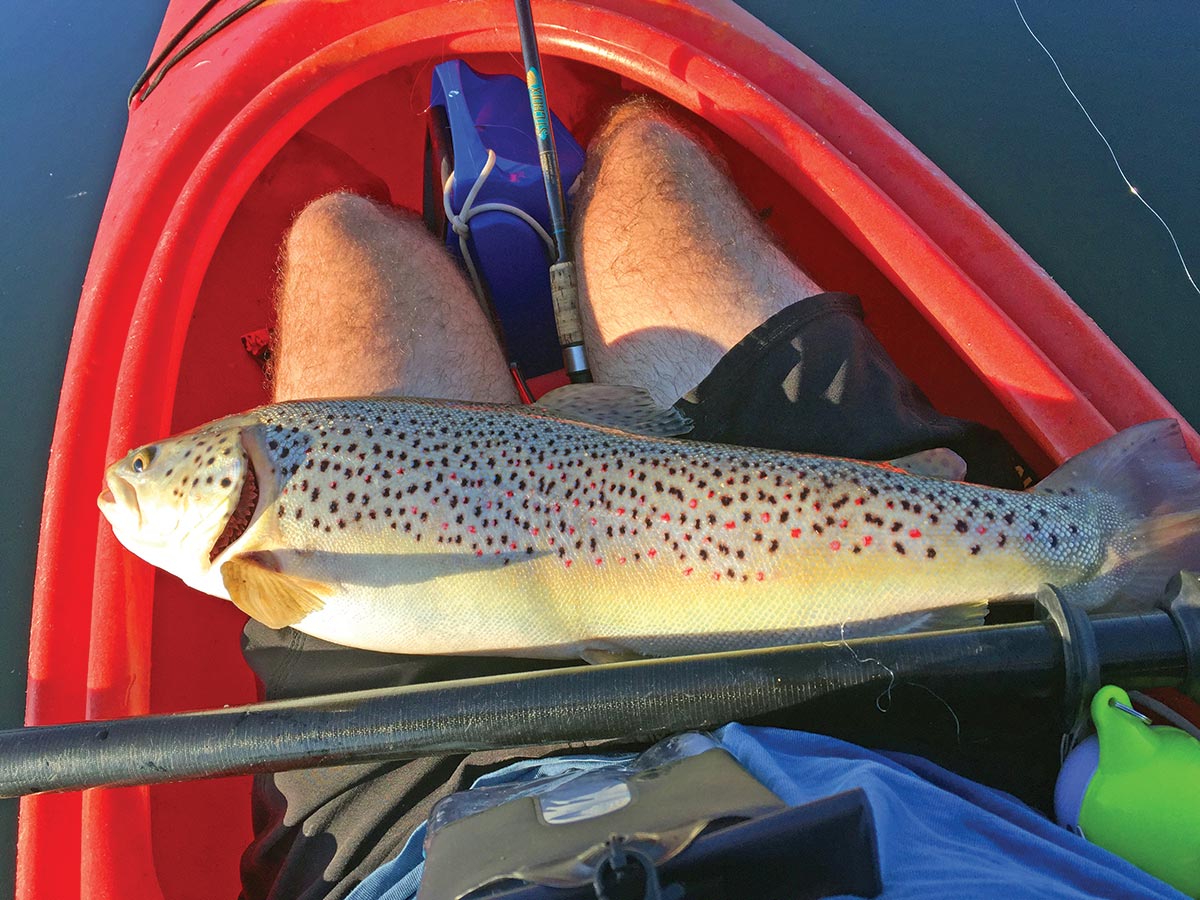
(1058, 685, 1200, 896)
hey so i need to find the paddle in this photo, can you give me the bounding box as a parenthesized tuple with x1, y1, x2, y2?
(2, 582, 1197, 798)
(513, 0, 592, 383)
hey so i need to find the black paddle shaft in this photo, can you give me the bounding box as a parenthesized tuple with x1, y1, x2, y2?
(2, 581, 1198, 798)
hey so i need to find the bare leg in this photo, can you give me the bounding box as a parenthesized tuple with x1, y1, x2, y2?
(271, 192, 517, 404)
(573, 99, 823, 406)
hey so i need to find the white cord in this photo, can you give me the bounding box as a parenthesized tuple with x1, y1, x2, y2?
(442, 148, 557, 312)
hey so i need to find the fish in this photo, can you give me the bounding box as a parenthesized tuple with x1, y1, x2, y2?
(97, 388, 1200, 659)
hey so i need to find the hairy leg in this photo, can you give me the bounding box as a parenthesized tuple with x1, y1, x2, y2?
(271, 192, 517, 404)
(573, 99, 823, 406)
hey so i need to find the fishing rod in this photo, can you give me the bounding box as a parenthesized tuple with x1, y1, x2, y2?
(1, 582, 1197, 798)
(513, 0, 593, 383)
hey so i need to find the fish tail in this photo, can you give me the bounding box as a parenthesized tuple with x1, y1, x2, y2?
(1038, 420, 1200, 610)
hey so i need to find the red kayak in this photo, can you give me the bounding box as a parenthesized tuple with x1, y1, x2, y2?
(20, 1, 1199, 898)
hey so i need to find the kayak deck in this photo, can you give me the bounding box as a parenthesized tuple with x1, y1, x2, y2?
(21, 1, 1199, 899)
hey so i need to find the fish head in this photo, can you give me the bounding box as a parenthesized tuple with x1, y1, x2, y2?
(98, 422, 258, 587)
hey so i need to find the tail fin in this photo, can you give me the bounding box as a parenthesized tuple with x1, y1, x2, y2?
(1037, 420, 1200, 610)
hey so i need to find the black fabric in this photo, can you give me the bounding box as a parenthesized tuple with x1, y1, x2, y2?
(238, 292, 1032, 899)
(675, 293, 1030, 489)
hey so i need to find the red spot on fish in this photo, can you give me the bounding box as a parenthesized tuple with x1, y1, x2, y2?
(547, 463, 555, 470)
(707, 490, 716, 499)
(468, 526, 476, 534)
(594, 558, 602, 566)
(683, 567, 693, 576)
(568, 526, 575, 536)
(683, 534, 692, 541)
(854, 497, 864, 505)
(441, 523, 449, 530)
(756, 571, 765, 581)
(909, 529, 922, 539)
(725, 521, 736, 530)
(712, 572, 721, 581)
(619, 556, 627, 564)
(761, 512, 771, 523)
(790, 528, 802, 538)
(886, 501, 894, 509)
(648, 548, 657, 558)
(1025, 534, 1033, 542)
(486, 501, 493, 509)
(590, 517, 598, 526)
(506, 490, 514, 498)
(449, 473, 457, 480)
(590, 482, 597, 490)
(813, 502, 822, 511)
(530, 527, 539, 536)
(510, 542, 517, 550)
(330, 481, 338, 489)
(573, 499, 581, 507)
(476, 549, 483, 557)
(554, 503, 561, 512)
(830, 540, 842, 551)
(411, 506, 418, 514)
(863, 535, 873, 546)
(565, 559, 572, 568)
(783, 494, 792, 501)
(617, 507, 625, 516)
(977, 526, 988, 535)
(662, 513, 671, 522)
(548, 537, 555, 546)
(601, 464, 608, 472)
(840, 519, 848, 529)
(689, 499, 698, 509)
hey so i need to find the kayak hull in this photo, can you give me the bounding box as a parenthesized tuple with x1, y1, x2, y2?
(21, 2, 1197, 898)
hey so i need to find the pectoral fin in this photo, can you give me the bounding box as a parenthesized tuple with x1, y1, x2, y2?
(221, 553, 327, 629)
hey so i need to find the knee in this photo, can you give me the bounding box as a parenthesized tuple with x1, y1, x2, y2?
(588, 98, 718, 169)
(285, 192, 430, 263)
(288, 192, 386, 248)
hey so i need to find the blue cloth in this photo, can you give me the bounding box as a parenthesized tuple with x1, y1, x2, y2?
(346, 724, 1184, 900)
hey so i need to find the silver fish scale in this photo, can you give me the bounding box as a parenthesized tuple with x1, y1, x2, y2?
(248, 398, 1107, 585)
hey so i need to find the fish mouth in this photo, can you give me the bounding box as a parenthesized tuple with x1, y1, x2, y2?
(98, 472, 140, 526)
(209, 457, 259, 563)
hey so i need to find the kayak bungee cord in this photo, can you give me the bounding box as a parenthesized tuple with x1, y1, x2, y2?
(129, 0, 268, 106)
(514, 0, 593, 383)
(127, 0, 222, 105)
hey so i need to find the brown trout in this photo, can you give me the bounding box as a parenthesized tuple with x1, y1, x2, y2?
(97, 392, 1200, 658)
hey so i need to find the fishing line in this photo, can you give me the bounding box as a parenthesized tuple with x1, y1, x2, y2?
(832, 623, 897, 713)
(1012, 0, 1200, 297)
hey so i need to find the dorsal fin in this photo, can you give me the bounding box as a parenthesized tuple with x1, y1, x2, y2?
(532, 384, 693, 437)
(888, 448, 968, 481)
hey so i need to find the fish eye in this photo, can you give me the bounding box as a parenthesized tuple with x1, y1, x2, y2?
(131, 446, 156, 474)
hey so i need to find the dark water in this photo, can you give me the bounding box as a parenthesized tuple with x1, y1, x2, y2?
(0, 0, 1196, 889)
